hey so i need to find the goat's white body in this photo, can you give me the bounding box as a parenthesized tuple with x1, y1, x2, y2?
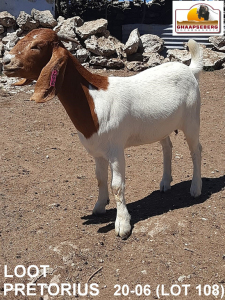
(77, 57, 202, 238)
(51, 39, 202, 238)
(79, 62, 200, 158)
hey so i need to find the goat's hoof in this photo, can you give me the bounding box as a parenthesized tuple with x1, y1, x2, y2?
(160, 179, 172, 192)
(190, 188, 201, 198)
(92, 202, 106, 215)
(115, 219, 131, 239)
(190, 182, 202, 198)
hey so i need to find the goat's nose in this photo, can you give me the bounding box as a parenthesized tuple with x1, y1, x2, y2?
(3, 53, 15, 65)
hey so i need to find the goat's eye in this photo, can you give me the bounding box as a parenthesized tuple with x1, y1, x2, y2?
(30, 44, 40, 51)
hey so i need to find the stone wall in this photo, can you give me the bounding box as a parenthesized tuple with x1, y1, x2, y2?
(0, 9, 225, 74)
(56, 0, 172, 40)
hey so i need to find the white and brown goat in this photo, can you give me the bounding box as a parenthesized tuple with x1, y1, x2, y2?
(3, 28, 202, 239)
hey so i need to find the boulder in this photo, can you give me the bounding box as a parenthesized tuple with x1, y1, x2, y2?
(17, 11, 39, 31)
(89, 56, 124, 69)
(108, 35, 126, 58)
(2, 32, 19, 51)
(209, 36, 225, 52)
(31, 9, 57, 28)
(140, 34, 164, 53)
(167, 49, 191, 65)
(85, 35, 116, 57)
(203, 48, 225, 70)
(76, 48, 90, 63)
(54, 16, 83, 39)
(123, 28, 140, 55)
(126, 61, 148, 72)
(76, 19, 108, 40)
(61, 41, 80, 52)
(0, 11, 16, 28)
(144, 52, 164, 67)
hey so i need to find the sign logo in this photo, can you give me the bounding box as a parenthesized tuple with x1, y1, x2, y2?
(173, 1, 224, 36)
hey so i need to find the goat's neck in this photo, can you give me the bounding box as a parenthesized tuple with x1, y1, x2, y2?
(58, 53, 108, 139)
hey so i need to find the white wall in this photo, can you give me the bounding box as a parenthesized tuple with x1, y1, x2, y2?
(0, 0, 55, 18)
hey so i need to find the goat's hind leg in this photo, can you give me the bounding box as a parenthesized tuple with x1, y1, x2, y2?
(93, 157, 109, 215)
(160, 136, 173, 192)
(184, 124, 202, 198)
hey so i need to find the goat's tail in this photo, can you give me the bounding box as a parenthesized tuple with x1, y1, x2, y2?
(188, 39, 203, 80)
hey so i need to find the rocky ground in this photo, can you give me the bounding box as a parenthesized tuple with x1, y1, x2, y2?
(0, 68, 225, 300)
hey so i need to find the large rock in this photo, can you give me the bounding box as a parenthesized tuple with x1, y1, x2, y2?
(17, 11, 39, 31)
(209, 36, 225, 52)
(85, 35, 116, 57)
(203, 48, 225, 70)
(124, 28, 140, 55)
(61, 40, 80, 52)
(76, 48, 90, 63)
(2, 32, 18, 44)
(167, 49, 191, 65)
(2, 32, 19, 51)
(126, 61, 148, 72)
(140, 34, 164, 53)
(76, 19, 108, 40)
(108, 35, 126, 58)
(145, 52, 164, 67)
(90, 56, 124, 69)
(54, 16, 83, 39)
(0, 11, 16, 28)
(31, 9, 57, 28)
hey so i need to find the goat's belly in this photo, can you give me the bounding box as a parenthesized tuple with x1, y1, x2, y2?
(124, 125, 174, 148)
(122, 108, 182, 148)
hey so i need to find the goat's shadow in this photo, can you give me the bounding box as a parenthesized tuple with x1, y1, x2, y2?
(81, 176, 225, 234)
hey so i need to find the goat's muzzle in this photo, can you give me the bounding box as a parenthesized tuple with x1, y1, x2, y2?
(3, 54, 22, 76)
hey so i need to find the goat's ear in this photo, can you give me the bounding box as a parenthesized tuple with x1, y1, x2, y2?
(13, 78, 33, 86)
(31, 46, 68, 103)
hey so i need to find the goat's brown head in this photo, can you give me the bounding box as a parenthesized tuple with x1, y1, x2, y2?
(3, 28, 78, 102)
(3, 29, 59, 80)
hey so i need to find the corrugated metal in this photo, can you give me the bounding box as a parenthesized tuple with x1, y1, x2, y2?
(161, 25, 212, 49)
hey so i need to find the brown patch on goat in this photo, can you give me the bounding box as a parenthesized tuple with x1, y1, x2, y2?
(56, 50, 108, 138)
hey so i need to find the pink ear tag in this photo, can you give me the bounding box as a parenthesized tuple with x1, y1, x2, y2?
(50, 69, 58, 87)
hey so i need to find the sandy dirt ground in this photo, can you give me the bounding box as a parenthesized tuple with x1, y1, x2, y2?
(0, 68, 225, 300)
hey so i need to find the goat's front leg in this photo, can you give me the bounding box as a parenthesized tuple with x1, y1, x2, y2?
(93, 157, 109, 215)
(110, 150, 131, 239)
(160, 136, 173, 192)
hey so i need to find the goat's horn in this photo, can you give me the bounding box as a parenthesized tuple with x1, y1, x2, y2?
(57, 33, 80, 44)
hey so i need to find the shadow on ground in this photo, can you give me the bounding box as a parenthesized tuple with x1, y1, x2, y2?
(82, 176, 225, 234)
